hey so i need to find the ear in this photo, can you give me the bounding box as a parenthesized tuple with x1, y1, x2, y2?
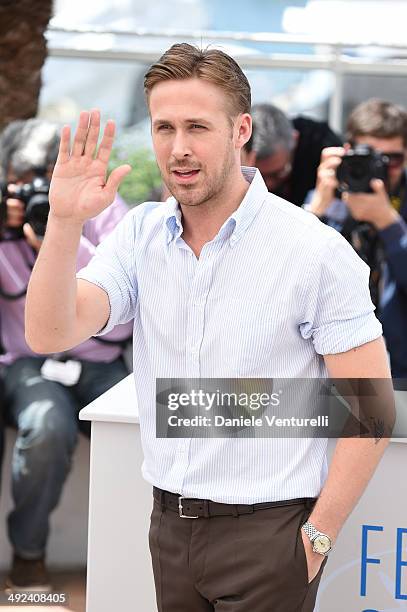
(235, 113, 252, 150)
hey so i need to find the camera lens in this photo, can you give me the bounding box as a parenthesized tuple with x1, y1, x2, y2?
(349, 160, 366, 180)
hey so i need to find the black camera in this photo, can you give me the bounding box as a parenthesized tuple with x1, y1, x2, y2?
(336, 144, 389, 193)
(0, 176, 50, 239)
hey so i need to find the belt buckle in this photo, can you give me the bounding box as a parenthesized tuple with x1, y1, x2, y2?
(178, 496, 199, 519)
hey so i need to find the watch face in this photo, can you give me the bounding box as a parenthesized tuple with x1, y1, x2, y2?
(313, 535, 331, 555)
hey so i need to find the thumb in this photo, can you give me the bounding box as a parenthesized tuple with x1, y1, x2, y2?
(371, 178, 386, 194)
(23, 223, 43, 252)
(105, 164, 132, 199)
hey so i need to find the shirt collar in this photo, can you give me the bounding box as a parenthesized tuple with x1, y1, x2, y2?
(228, 167, 268, 246)
(163, 166, 268, 247)
(164, 197, 183, 245)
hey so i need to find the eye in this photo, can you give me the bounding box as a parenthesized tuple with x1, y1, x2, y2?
(190, 124, 206, 130)
(156, 124, 172, 132)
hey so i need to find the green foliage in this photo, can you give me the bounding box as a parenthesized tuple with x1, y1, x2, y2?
(109, 147, 162, 207)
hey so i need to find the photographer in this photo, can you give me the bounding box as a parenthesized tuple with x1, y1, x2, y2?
(306, 99, 407, 378)
(241, 103, 342, 206)
(0, 118, 133, 592)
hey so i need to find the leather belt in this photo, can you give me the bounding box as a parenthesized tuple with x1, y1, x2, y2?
(153, 487, 316, 519)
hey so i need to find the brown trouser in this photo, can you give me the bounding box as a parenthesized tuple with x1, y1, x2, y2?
(148, 489, 327, 612)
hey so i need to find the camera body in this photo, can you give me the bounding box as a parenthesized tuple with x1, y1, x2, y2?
(336, 144, 389, 193)
(0, 176, 50, 238)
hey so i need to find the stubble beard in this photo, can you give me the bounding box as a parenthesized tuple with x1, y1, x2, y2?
(166, 146, 235, 208)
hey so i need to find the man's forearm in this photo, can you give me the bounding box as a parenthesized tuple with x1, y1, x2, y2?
(309, 436, 390, 542)
(25, 213, 84, 353)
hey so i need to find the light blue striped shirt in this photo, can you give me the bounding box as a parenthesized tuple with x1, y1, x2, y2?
(77, 167, 382, 503)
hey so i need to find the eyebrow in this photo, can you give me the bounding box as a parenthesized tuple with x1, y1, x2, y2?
(152, 118, 214, 128)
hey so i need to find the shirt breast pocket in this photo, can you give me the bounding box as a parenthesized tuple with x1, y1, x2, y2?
(215, 297, 290, 375)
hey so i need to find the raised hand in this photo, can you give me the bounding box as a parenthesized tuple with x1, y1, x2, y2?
(49, 109, 131, 223)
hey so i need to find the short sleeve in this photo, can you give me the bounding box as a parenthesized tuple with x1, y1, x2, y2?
(299, 233, 383, 354)
(76, 211, 138, 335)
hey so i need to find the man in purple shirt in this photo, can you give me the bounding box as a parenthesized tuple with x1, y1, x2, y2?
(0, 119, 133, 592)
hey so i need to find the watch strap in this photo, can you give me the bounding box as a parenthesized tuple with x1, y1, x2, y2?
(302, 521, 320, 541)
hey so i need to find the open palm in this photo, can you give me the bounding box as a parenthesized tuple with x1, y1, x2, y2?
(49, 109, 131, 222)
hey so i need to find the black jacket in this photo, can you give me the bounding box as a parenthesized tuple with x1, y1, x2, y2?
(286, 116, 342, 207)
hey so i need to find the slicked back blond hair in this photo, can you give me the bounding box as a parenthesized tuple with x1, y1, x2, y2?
(144, 43, 251, 119)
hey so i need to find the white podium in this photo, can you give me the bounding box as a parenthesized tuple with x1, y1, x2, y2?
(80, 377, 407, 612)
(79, 374, 156, 612)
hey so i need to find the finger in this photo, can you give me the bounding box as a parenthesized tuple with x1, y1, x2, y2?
(96, 120, 116, 165)
(321, 157, 342, 171)
(71, 111, 91, 158)
(317, 166, 339, 192)
(320, 147, 345, 162)
(84, 109, 101, 158)
(371, 178, 385, 193)
(23, 223, 35, 241)
(320, 168, 336, 178)
(104, 164, 132, 199)
(57, 125, 71, 163)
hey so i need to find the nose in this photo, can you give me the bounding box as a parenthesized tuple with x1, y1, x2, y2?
(171, 130, 192, 160)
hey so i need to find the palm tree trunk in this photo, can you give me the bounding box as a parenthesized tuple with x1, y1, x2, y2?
(0, 0, 54, 132)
